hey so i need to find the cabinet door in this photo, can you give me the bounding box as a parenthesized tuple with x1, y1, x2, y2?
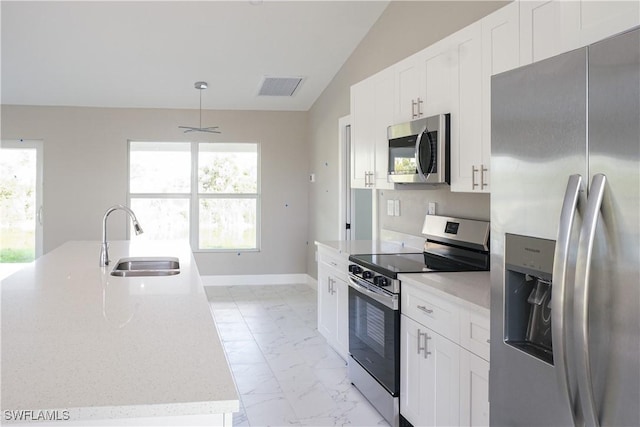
(476, 2, 520, 193)
(520, 1, 640, 66)
(317, 264, 337, 342)
(422, 41, 457, 119)
(400, 314, 434, 426)
(334, 275, 349, 360)
(400, 315, 460, 427)
(459, 350, 490, 426)
(350, 79, 375, 189)
(394, 56, 426, 122)
(374, 69, 395, 190)
(519, 1, 570, 65)
(459, 308, 490, 362)
(450, 22, 482, 193)
(431, 328, 461, 426)
(565, 1, 640, 49)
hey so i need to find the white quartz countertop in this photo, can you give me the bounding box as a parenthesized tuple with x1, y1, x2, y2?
(398, 271, 491, 310)
(315, 240, 423, 257)
(1, 240, 239, 423)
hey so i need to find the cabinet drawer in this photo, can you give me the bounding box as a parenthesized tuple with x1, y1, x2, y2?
(318, 248, 348, 280)
(460, 309, 490, 362)
(402, 282, 460, 343)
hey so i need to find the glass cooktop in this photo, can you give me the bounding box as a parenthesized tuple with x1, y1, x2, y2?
(349, 252, 487, 278)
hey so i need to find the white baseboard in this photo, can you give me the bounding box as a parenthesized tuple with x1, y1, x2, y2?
(202, 274, 316, 289)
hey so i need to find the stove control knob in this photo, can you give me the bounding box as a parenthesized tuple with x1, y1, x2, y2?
(374, 276, 389, 287)
(348, 264, 362, 275)
(362, 270, 373, 279)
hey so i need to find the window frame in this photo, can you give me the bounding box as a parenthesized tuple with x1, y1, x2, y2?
(127, 140, 261, 253)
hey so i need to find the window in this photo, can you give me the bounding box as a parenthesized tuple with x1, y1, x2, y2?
(128, 141, 259, 251)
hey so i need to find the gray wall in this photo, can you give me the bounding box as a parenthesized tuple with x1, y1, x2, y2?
(307, 1, 506, 278)
(378, 188, 490, 236)
(2, 1, 508, 279)
(1, 105, 309, 276)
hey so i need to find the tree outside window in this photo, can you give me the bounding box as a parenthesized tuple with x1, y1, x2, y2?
(129, 141, 259, 251)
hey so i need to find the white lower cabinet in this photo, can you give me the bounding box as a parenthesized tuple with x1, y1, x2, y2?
(400, 281, 490, 427)
(401, 314, 460, 427)
(316, 247, 349, 361)
(459, 349, 490, 426)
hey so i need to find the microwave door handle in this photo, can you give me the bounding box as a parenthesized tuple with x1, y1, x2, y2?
(551, 174, 583, 425)
(574, 173, 607, 427)
(414, 128, 430, 182)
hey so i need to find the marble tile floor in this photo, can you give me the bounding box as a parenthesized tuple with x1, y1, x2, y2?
(204, 284, 389, 427)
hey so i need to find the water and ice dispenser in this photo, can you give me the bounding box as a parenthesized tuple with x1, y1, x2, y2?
(504, 234, 556, 365)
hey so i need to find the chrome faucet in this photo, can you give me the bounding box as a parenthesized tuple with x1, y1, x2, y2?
(100, 204, 144, 267)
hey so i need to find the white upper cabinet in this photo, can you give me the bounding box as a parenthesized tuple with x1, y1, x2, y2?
(373, 69, 395, 190)
(452, 3, 520, 193)
(393, 36, 457, 123)
(394, 55, 426, 123)
(459, 1, 520, 193)
(422, 38, 458, 120)
(567, 0, 640, 48)
(520, 0, 640, 66)
(449, 21, 483, 193)
(352, 0, 638, 193)
(350, 78, 375, 189)
(519, 1, 567, 64)
(350, 68, 395, 190)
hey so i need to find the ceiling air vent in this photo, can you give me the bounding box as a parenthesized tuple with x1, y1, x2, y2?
(258, 76, 303, 97)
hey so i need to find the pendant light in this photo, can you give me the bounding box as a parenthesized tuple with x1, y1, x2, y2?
(178, 81, 221, 134)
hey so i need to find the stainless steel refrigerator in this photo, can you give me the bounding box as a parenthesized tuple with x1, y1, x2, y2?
(490, 27, 639, 426)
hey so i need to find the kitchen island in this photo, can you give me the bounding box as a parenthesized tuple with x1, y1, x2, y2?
(1, 240, 239, 426)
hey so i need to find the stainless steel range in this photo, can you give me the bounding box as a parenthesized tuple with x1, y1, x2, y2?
(346, 215, 490, 427)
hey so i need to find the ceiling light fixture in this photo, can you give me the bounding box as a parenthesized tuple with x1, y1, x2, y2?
(178, 81, 221, 134)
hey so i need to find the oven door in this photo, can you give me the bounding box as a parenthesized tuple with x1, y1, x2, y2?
(348, 275, 400, 395)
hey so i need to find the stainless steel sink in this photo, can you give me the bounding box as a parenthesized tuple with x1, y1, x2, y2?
(110, 257, 180, 277)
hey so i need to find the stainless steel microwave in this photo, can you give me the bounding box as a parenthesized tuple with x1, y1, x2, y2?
(387, 114, 450, 184)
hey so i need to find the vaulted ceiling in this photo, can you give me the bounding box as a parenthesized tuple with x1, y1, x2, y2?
(1, 1, 389, 111)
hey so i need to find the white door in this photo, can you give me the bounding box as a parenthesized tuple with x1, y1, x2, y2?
(0, 140, 43, 271)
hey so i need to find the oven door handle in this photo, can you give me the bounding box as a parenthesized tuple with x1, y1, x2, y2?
(348, 276, 398, 310)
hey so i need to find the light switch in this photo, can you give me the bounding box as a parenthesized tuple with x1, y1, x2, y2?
(387, 200, 395, 216)
(394, 200, 400, 216)
(428, 202, 436, 215)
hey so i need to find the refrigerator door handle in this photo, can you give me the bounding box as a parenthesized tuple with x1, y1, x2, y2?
(574, 173, 607, 427)
(552, 174, 583, 424)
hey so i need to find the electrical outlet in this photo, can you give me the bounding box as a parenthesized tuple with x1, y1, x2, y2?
(387, 200, 395, 216)
(428, 202, 436, 215)
(394, 200, 400, 216)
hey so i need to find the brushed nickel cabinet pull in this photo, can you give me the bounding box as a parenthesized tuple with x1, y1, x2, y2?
(481, 164, 488, 189)
(472, 165, 479, 189)
(417, 305, 434, 314)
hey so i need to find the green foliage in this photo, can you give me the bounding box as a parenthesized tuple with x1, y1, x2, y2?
(199, 152, 257, 194)
(0, 247, 34, 263)
(1, 147, 37, 260)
